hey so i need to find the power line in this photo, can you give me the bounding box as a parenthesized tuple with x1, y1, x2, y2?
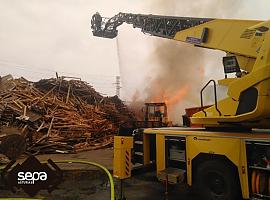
(0, 59, 120, 96)
(0, 62, 117, 84)
(0, 59, 118, 79)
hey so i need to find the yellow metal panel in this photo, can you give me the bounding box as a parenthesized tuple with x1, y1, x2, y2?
(186, 136, 249, 198)
(189, 136, 241, 165)
(114, 136, 133, 148)
(173, 19, 262, 58)
(192, 96, 239, 119)
(156, 134, 165, 173)
(228, 65, 270, 100)
(143, 134, 150, 165)
(235, 55, 255, 73)
(143, 127, 270, 140)
(113, 136, 133, 179)
(186, 136, 240, 182)
(239, 140, 249, 199)
(185, 137, 192, 186)
(218, 78, 236, 86)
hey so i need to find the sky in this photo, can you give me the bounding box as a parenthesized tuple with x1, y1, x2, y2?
(0, 0, 270, 99)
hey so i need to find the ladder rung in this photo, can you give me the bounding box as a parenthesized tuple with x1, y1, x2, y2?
(135, 141, 143, 145)
(134, 152, 143, 156)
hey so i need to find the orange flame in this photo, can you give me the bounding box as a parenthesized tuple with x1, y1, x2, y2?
(149, 85, 189, 105)
(148, 84, 189, 121)
(163, 85, 189, 106)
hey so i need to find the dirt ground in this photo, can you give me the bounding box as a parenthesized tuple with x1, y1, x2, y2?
(0, 148, 199, 200)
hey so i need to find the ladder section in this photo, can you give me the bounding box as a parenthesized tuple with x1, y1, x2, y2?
(133, 132, 156, 166)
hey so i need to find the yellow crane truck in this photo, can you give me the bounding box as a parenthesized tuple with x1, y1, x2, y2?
(91, 12, 270, 200)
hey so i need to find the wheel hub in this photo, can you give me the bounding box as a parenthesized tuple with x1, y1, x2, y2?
(207, 172, 226, 195)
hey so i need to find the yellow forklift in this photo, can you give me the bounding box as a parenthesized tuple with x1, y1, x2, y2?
(119, 102, 169, 132)
(92, 12, 270, 200)
(119, 102, 170, 166)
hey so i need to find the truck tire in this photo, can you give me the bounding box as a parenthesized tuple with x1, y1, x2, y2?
(194, 159, 240, 200)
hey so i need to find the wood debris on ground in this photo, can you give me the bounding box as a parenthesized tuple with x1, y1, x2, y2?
(0, 74, 135, 155)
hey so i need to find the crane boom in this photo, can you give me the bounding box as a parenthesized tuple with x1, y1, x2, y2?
(91, 12, 213, 39)
(91, 12, 263, 58)
(91, 12, 270, 129)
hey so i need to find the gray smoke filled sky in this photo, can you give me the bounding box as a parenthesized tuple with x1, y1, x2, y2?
(0, 0, 146, 95)
(0, 0, 270, 118)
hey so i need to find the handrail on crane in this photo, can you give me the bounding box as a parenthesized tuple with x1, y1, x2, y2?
(200, 80, 222, 117)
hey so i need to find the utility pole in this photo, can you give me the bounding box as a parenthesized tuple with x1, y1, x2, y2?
(115, 76, 121, 97)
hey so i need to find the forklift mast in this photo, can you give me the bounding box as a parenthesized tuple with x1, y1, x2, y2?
(144, 102, 168, 123)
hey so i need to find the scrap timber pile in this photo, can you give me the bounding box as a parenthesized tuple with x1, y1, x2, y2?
(0, 75, 135, 154)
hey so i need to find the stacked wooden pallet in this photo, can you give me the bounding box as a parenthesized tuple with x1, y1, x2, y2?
(0, 75, 135, 154)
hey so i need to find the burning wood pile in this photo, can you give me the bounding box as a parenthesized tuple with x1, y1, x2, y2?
(0, 75, 135, 155)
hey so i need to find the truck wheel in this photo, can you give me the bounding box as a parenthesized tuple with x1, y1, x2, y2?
(194, 159, 240, 200)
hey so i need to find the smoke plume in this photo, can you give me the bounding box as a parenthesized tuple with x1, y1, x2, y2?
(117, 0, 248, 123)
(141, 0, 243, 123)
(143, 41, 206, 122)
